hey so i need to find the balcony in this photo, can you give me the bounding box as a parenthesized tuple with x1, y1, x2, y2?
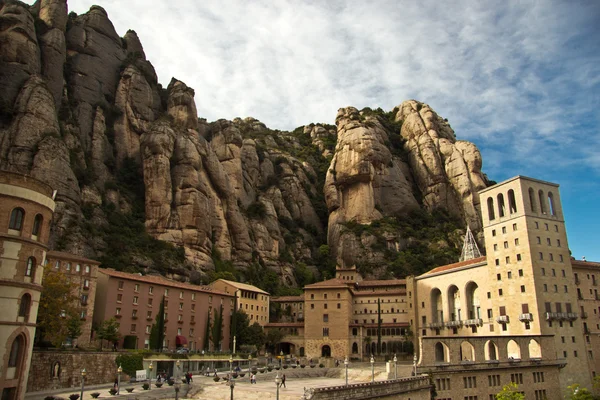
(131, 316, 138, 320)
(496, 315, 509, 323)
(445, 320, 463, 328)
(146, 316, 153, 321)
(518, 313, 533, 322)
(190, 320, 196, 325)
(566, 313, 579, 321)
(464, 319, 483, 327)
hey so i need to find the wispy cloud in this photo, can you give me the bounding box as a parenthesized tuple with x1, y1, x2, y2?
(43, 0, 600, 178)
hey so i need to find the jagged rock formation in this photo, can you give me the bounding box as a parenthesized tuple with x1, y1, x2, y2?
(0, 0, 492, 289)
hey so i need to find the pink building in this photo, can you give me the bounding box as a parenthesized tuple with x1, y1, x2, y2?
(94, 269, 234, 351)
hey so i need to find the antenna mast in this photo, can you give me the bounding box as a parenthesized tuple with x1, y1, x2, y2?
(460, 226, 482, 262)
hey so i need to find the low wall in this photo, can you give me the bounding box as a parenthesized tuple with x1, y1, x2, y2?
(27, 351, 124, 393)
(309, 376, 432, 400)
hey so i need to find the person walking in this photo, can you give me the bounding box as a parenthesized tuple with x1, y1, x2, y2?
(281, 374, 286, 388)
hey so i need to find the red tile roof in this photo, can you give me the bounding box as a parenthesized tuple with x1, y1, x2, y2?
(47, 250, 101, 265)
(355, 279, 406, 287)
(265, 322, 304, 328)
(571, 259, 600, 269)
(424, 256, 487, 275)
(351, 290, 407, 296)
(271, 295, 304, 302)
(99, 268, 233, 296)
(304, 278, 352, 289)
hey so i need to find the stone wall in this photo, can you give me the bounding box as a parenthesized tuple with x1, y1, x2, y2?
(27, 351, 125, 393)
(309, 376, 431, 400)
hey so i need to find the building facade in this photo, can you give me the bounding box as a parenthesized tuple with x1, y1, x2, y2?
(94, 269, 234, 352)
(0, 171, 55, 400)
(44, 251, 99, 347)
(209, 279, 270, 326)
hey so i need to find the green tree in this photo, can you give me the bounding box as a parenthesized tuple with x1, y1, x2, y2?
(565, 384, 594, 400)
(265, 328, 285, 353)
(495, 383, 525, 400)
(203, 312, 211, 351)
(211, 305, 224, 350)
(97, 318, 121, 349)
(245, 322, 266, 350)
(148, 296, 165, 351)
(377, 298, 382, 355)
(66, 310, 83, 345)
(36, 265, 80, 347)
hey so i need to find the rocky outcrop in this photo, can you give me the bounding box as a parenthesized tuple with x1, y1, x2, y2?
(37, 0, 67, 109)
(396, 100, 487, 233)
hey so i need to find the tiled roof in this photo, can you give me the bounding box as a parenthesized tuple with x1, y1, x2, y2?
(47, 250, 100, 265)
(271, 295, 304, 302)
(212, 279, 270, 295)
(424, 256, 487, 275)
(265, 322, 304, 327)
(351, 290, 406, 296)
(355, 279, 406, 287)
(99, 268, 233, 296)
(571, 259, 600, 269)
(304, 278, 352, 289)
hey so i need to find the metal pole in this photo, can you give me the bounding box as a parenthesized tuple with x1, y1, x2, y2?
(370, 355, 374, 383)
(345, 364, 348, 386)
(148, 362, 153, 390)
(80, 369, 86, 400)
(117, 365, 122, 395)
(230, 381, 234, 400)
(413, 354, 417, 376)
(393, 354, 397, 380)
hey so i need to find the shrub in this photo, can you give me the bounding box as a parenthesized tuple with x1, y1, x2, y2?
(108, 388, 117, 395)
(319, 363, 325, 368)
(154, 382, 163, 388)
(283, 365, 288, 369)
(90, 394, 100, 399)
(142, 383, 149, 390)
(310, 365, 316, 368)
(125, 388, 134, 393)
(213, 376, 220, 382)
(69, 395, 79, 400)
(300, 365, 305, 368)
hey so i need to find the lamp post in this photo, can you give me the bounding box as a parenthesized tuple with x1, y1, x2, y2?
(344, 357, 349, 386)
(233, 335, 236, 355)
(413, 353, 417, 376)
(275, 373, 281, 400)
(148, 361, 153, 390)
(80, 368, 86, 400)
(370, 355, 374, 383)
(229, 377, 235, 400)
(175, 359, 181, 400)
(229, 354, 233, 375)
(393, 354, 397, 380)
(280, 350, 283, 368)
(117, 365, 122, 395)
(248, 354, 252, 382)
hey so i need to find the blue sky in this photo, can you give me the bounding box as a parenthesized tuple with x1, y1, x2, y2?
(56, 0, 600, 261)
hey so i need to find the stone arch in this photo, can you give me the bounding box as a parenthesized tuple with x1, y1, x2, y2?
(434, 342, 449, 362)
(538, 190, 547, 214)
(497, 193, 506, 217)
(321, 345, 331, 357)
(528, 339, 542, 358)
(447, 285, 461, 321)
(548, 192, 556, 216)
(465, 281, 480, 320)
(508, 189, 517, 214)
(381, 342, 387, 353)
(32, 214, 43, 236)
(484, 340, 498, 360)
(487, 197, 495, 220)
(507, 339, 521, 359)
(18, 293, 31, 321)
(370, 342, 376, 355)
(528, 188, 537, 212)
(460, 341, 475, 361)
(352, 342, 358, 354)
(431, 288, 443, 323)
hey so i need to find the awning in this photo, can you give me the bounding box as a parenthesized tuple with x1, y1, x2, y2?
(176, 335, 188, 346)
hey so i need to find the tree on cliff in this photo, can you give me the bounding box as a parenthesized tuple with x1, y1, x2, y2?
(36, 265, 80, 347)
(495, 383, 524, 400)
(97, 318, 121, 350)
(211, 304, 224, 350)
(149, 296, 165, 351)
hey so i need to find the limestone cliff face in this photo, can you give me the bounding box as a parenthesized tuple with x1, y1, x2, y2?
(0, 1, 491, 285)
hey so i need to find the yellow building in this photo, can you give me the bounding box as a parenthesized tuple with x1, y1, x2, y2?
(0, 171, 55, 400)
(209, 279, 270, 326)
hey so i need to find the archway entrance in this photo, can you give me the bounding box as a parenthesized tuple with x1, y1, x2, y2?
(321, 345, 331, 357)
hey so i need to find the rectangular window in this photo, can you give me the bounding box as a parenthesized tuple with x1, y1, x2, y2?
(495, 259, 500, 266)
(492, 229, 496, 236)
(557, 239, 561, 247)
(133, 296, 138, 304)
(543, 284, 548, 292)
(494, 244, 498, 251)
(521, 285, 526, 293)
(505, 256, 510, 264)
(118, 281, 124, 289)
(517, 254, 522, 261)
(324, 303, 328, 309)
(337, 303, 341, 309)
(146, 325, 151, 333)
(515, 238, 519, 246)
(504, 241, 509, 249)
(537, 236, 541, 244)
(165, 289, 169, 296)
(323, 327, 329, 337)
(547, 238, 551, 246)
(131, 324, 136, 333)
(498, 289, 503, 296)
(508, 271, 512, 279)
(560, 254, 564, 262)
(518, 269, 523, 277)
(550, 253, 554, 261)
(323, 314, 329, 322)
(510, 373, 523, 384)
(180, 291, 184, 299)
(513, 223, 517, 231)
(134, 284, 139, 292)
(149, 286, 153, 294)
(117, 294, 122, 302)
(191, 293, 196, 300)
(502, 227, 507, 234)
(539, 252, 544, 260)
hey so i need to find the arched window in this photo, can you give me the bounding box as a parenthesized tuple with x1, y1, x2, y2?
(485, 340, 498, 360)
(548, 192, 556, 216)
(32, 214, 43, 236)
(508, 190, 517, 214)
(19, 294, 31, 320)
(465, 282, 480, 320)
(497, 193, 506, 217)
(9, 208, 25, 230)
(8, 335, 25, 369)
(435, 342, 449, 362)
(528, 339, 542, 358)
(447, 285, 461, 321)
(370, 342, 376, 355)
(431, 288, 443, 323)
(528, 188, 536, 212)
(538, 190, 546, 214)
(25, 257, 35, 277)
(460, 341, 475, 361)
(487, 198, 495, 220)
(352, 342, 358, 354)
(381, 342, 387, 353)
(507, 340, 521, 359)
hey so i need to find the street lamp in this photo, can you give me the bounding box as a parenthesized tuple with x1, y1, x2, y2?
(80, 368, 86, 400)
(344, 357, 349, 386)
(229, 354, 233, 375)
(280, 350, 283, 368)
(413, 353, 417, 376)
(117, 365, 122, 395)
(275, 373, 281, 400)
(148, 361, 153, 390)
(370, 355, 375, 383)
(248, 354, 252, 382)
(393, 354, 397, 380)
(229, 377, 235, 400)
